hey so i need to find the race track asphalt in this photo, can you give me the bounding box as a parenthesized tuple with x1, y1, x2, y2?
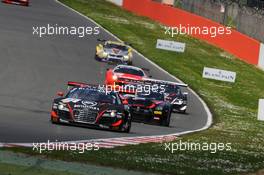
(0, 0, 209, 142)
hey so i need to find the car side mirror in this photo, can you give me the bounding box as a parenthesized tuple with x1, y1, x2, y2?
(57, 91, 64, 97)
(122, 99, 129, 105)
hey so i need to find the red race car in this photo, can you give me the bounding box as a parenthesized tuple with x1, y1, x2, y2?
(105, 65, 149, 93)
(2, 0, 29, 6)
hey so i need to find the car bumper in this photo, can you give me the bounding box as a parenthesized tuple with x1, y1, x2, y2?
(130, 108, 163, 123)
(97, 55, 130, 64)
(51, 109, 123, 130)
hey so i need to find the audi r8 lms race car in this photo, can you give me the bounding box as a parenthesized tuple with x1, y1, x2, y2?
(127, 91, 172, 126)
(105, 65, 148, 88)
(2, 0, 29, 6)
(95, 39, 133, 65)
(144, 79, 188, 113)
(50, 82, 132, 133)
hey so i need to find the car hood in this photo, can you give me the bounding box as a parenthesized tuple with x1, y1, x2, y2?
(104, 48, 128, 55)
(115, 73, 144, 81)
(57, 98, 114, 112)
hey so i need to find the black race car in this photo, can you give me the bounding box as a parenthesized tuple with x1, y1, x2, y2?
(126, 91, 172, 126)
(143, 79, 188, 113)
(50, 82, 132, 133)
(163, 83, 188, 113)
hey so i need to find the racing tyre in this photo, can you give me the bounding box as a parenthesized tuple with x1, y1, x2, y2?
(120, 114, 132, 133)
(161, 110, 171, 127)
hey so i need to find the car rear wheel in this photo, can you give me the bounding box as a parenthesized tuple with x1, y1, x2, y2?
(120, 114, 132, 133)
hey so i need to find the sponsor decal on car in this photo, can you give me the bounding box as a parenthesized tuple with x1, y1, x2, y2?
(81, 101, 98, 107)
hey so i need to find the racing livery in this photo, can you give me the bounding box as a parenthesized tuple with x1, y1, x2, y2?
(2, 0, 29, 6)
(95, 39, 133, 65)
(126, 91, 172, 126)
(50, 82, 132, 133)
(105, 65, 148, 92)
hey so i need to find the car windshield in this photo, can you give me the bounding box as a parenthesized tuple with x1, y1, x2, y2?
(114, 67, 145, 77)
(105, 43, 128, 50)
(164, 84, 181, 94)
(67, 88, 116, 104)
(137, 91, 164, 101)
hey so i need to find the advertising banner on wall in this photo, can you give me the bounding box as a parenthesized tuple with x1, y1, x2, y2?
(156, 39, 186, 53)
(258, 99, 264, 121)
(202, 67, 236, 83)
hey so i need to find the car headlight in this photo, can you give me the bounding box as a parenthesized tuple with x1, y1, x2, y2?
(123, 55, 129, 61)
(103, 110, 120, 118)
(155, 106, 163, 111)
(100, 51, 108, 58)
(110, 111, 116, 117)
(112, 75, 118, 80)
(58, 104, 66, 110)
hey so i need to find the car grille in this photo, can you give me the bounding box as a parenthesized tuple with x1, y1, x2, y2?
(131, 106, 150, 112)
(109, 54, 123, 58)
(107, 58, 123, 64)
(73, 109, 97, 123)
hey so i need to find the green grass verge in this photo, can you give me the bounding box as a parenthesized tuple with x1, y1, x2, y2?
(6, 0, 264, 174)
(0, 163, 82, 175)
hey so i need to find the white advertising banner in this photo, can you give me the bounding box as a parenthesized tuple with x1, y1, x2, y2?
(258, 43, 264, 70)
(162, 0, 174, 5)
(107, 0, 123, 6)
(156, 39, 186, 53)
(202, 67, 236, 83)
(258, 99, 264, 121)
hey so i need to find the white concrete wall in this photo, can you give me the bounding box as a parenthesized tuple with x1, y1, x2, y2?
(107, 0, 123, 6)
(258, 43, 264, 70)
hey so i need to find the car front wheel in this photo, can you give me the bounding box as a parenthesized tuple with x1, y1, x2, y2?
(161, 109, 171, 127)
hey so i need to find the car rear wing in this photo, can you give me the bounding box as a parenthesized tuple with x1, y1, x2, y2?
(67, 81, 99, 90)
(142, 78, 188, 87)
